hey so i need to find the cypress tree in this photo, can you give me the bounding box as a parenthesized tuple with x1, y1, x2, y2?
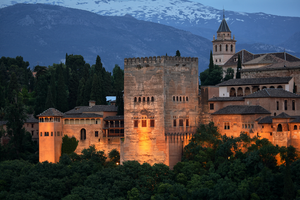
(45, 86, 55, 109)
(7, 72, 19, 103)
(116, 91, 124, 115)
(175, 50, 181, 57)
(50, 71, 56, 107)
(95, 55, 103, 75)
(56, 66, 68, 112)
(34, 75, 48, 116)
(68, 72, 79, 109)
(236, 54, 241, 79)
(76, 77, 85, 106)
(83, 76, 92, 106)
(90, 74, 102, 105)
(113, 64, 124, 94)
(208, 50, 214, 73)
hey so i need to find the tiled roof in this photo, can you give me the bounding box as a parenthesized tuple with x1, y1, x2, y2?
(63, 113, 103, 118)
(104, 115, 124, 121)
(223, 50, 257, 66)
(245, 88, 300, 98)
(243, 54, 280, 65)
(65, 105, 118, 114)
(217, 77, 292, 86)
(241, 61, 300, 72)
(25, 115, 39, 123)
(212, 105, 270, 115)
(258, 116, 273, 124)
(217, 18, 231, 32)
(290, 117, 300, 123)
(37, 108, 64, 117)
(208, 97, 244, 101)
(273, 112, 295, 119)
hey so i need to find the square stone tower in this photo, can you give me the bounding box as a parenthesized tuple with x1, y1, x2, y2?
(121, 56, 199, 167)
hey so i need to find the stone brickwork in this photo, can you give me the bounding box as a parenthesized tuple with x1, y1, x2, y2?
(121, 56, 199, 167)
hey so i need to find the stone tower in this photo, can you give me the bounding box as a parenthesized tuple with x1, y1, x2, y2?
(121, 56, 199, 167)
(38, 108, 64, 163)
(212, 12, 236, 65)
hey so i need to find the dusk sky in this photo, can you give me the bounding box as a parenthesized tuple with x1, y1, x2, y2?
(193, 0, 300, 17)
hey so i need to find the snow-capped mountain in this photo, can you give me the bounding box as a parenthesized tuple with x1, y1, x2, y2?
(1, 0, 300, 48)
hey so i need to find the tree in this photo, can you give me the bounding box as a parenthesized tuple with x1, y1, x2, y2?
(90, 74, 103, 105)
(200, 51, 223, 86)
(76, 78, 85, 106)
(109, 149, 120, 163)
(61, 135, 79, 155)
(95, 55, 103, 75)
(175, 50, 181, 57)
(112, 64, 124, 94)
(224, 68, 234, 81)
(68, 72, 79, 109)
(56, 65, 68, 112)
(45, 86, 55, 109)
(236, 54, 241, 79)
(116, 91, 124, 115)
(7, 72, 19, 103)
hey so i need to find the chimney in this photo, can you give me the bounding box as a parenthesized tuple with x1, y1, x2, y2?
(89, 100, 96, 107)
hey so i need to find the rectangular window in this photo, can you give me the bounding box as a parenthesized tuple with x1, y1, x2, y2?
(173, 119, 176, 127)
(142, 120, 147, 127)
(57, 131, 60, 136)
(292, 100, 295, 110)
(51, 132, 53, 136)
(134, 120, 138, 128)
(210, 103, 214, 110)
(31, 131, 34, 136)
(40, 132, 42, 136)
(285, 100, 288, 110)
(224, 122, 230, 130)
(31, 124, 34, 128)
(186, 119, 189, 127)
(179, 119, 183, 127)
(276, 101, 279, 110)
(95, 131, 98, 137)
(242, 124, 244, 128)
(150, 120, 155, 127)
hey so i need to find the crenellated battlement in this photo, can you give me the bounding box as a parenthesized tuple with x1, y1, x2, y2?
(124, 56, 198, 66)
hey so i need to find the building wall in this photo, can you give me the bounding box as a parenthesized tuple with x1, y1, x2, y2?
(122, 56, 198, 166)
(25, 122, 39, 142)
(39, 119, 63, 163)
(242, 69, 300, 94)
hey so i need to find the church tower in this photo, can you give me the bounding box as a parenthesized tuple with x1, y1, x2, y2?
(212, 11, 236, 65)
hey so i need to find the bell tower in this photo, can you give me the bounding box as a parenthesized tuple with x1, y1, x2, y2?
(212, 10, 236, 65)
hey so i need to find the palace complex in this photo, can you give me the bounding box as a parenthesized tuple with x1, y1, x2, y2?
(2, 15, 300, 169)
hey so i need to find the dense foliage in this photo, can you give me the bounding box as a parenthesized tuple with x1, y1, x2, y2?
(0, 55, 124, 117)
(1, 122, 300, 199)
(200, 51, 223, 86)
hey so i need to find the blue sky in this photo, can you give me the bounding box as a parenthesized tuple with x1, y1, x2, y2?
(193, 0, 300, 17)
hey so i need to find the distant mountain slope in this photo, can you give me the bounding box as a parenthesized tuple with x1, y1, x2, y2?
(0, 4, 212, 71)
(1, 0, 300, 51)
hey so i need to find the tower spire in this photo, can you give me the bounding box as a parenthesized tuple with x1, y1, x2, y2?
(223, 8, 225, 19)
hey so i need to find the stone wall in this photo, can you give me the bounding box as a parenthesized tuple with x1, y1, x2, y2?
(121, 56, 199, 166)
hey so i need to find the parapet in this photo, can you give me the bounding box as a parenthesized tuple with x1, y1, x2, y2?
(124, 56, 198, 66)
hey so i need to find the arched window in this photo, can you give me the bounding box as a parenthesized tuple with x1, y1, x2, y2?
(226, 45, 228, 51)
(134, 97, 137, 102)
(186, 97, 189, 101)
(176, 96, 178, 101)
(245, 87, 250, 96)
(294, 125, 297, 130)
(180, 96, 182, 101)
(270, 86, 275, 88)
(237, 87, 243, 96)
(215, 45, 217, 52)
(277, 124, 282, 132)
(138, 97, 141, 102)
(81, 129, 86, 140)
(262, 86, 267, 89)
(143, 97, 145, 102)
(147, 97, 150, 102)
(230, 88, 236, 97)
(231, 45, 233, 52)
(219, 45, 222, 51)
(173, 96, 175, 101)
(277, 85, 283, 89)
(151, 96, 154, 101)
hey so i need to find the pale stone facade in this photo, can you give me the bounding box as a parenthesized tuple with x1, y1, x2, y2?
(121, 56, 199, 168)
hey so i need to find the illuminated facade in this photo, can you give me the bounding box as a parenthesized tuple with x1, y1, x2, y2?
(121, 56, 199, 168)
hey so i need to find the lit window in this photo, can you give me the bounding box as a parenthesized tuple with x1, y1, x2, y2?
(150, 120, 155, 127)
(224, 122, 230, 130)
(134, 120, 138, 128)
(142, 120, 147, 127)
